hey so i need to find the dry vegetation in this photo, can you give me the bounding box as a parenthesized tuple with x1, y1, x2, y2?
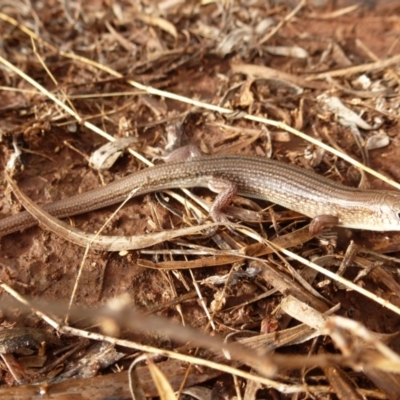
(0, 0, 400, 399)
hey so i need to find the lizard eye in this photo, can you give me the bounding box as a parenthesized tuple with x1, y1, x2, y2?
(388, 199, 400, 220)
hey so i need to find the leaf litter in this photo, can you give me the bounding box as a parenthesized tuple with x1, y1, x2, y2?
(0, 1, 400, 399)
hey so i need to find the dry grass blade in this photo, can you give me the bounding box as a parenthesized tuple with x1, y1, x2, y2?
(273, 244, 400, 317)
(138, 224, 314, 269)
(231, 62, 328, 90)
(147, 358, 178, 400)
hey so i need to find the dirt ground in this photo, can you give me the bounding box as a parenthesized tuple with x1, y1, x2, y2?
(0, 0, 400, 399)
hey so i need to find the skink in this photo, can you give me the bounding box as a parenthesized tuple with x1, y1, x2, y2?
(1, 154, 400, 236)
